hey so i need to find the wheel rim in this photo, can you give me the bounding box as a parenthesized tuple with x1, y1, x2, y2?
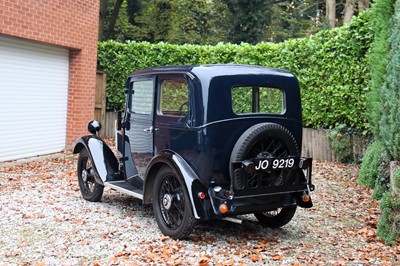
(80, 155, 96, 194)
(249, 137, 289, 158)
(247, 137, 292, 187)
(158, 173, 185, 229)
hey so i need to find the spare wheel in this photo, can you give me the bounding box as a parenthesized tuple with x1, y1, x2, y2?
(230, 122, 299, 176)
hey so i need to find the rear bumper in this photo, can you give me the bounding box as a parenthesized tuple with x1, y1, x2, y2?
(204, 157, 314, 217)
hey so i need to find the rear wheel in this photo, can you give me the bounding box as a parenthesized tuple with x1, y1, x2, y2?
(153, 166, 196, 239)
(77, 148, 104, 202)
(254, 206, 297, 228)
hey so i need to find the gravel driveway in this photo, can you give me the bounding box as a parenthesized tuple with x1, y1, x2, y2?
(0, 153, 399, 265)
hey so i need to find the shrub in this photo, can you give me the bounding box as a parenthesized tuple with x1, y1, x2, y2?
(379, 0, 400, 160)
(327, 125, 353, 163)
(358, 140, 388, 189)
(367, 0, 395, 136)
(377, 190, 400, 245)
(372, 152, 391, 200)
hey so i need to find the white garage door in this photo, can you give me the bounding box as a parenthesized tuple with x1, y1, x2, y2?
(0, 36, 69, 162)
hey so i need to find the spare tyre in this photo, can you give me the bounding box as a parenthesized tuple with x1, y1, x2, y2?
(230, 123, 299, 174)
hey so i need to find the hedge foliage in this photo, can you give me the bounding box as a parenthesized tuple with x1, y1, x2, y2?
(367, 0, 395, 136)
(379, 0, 400, 160)
(359, 140, 388, 189)
(377, 190, 400, 245)
(98, 12, 372, 130)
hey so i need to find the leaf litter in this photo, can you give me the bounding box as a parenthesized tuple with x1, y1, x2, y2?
(0, 155, 399, 265)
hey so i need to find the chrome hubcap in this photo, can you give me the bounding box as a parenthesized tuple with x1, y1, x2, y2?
(82, 169, 88, 182)
(163, 194, 173, 210)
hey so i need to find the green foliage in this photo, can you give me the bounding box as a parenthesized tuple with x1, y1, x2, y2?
(98, 12, 373, 131)
(377, 190, 400, 245)
(232, 87, 283, 114)
(123, 0, 230, 45)
(358, 140, 388, 189)
(160, 80, 188, 113)
(372, 175, 385, 200)
(266, 1, 319, 42)
(379, 0, 400, 160)
(367, 0, 395, 137)
(328, 125, 353, 163)
(374, 155, 391, 200)
(222, 0, 273, 44)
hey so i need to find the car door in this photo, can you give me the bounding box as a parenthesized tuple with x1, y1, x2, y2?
(126, 76, 155, 178)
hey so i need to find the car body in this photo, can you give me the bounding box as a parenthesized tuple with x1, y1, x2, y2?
(73, 64, 314, 239)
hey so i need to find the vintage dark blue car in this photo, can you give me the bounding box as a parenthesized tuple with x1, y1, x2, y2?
(73, 64, 314, 239)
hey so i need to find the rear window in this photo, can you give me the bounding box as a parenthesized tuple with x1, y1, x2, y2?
(232, 86, 284, 114)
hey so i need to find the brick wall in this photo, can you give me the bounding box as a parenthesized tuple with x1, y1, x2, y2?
(0, 0, 99, 147)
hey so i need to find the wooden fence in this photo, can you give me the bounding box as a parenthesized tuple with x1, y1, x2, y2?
(95, 72, 106, 136)
(102, 111, 369, 162)
(301, 128, 336, 161)
(104, 111, 117, 138)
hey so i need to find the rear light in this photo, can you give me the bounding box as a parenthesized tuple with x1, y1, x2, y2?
(219, 203, 229, 214)
(302, 193, 311, 202)
(197, 192, 206, 199)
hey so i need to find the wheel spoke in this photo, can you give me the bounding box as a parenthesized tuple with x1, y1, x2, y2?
(80, 156, 95, 194)
(251, 138, 289, 158)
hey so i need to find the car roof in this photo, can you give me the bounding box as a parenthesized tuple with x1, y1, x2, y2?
(129, 64, 295, 79)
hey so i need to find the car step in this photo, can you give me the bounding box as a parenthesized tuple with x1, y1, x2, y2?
(104, 181, 144, 200)
(220, 217, 243, 224)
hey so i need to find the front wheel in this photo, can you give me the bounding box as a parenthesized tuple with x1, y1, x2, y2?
(153, 166, 196, 239)
(77, 148, 104, 202)
(254, 206, 297, 228)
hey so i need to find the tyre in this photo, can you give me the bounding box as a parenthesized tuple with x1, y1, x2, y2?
(230, 123, 299, 169)
(230, 123, 300, 187)
(77, 148, 104, 202)
(153, 166, 196, 239)
(254, 206, 297, 228)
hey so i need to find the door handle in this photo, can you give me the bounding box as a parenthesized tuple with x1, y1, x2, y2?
(144, 126, 158, 133)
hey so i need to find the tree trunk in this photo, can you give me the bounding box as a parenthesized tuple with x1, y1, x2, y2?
(326, 0, 336, 29)
(104, 0, 124, 40)
(358, 0, 370, 11)
(343, 0, 355, 24)
(98, 0, 109, 41)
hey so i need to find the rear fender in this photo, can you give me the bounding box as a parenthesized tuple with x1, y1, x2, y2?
(143, 150, 209, 220)
(72, 136, 121, 184)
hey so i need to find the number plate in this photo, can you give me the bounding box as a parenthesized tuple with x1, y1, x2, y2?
(253, 157, 299, 171)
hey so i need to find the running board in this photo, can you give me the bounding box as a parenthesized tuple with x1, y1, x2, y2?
(221, 217, 243, 224)
(104, 181, 144, 200)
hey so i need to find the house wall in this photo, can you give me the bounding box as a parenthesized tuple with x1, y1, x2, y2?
(0, 0, 99, 147)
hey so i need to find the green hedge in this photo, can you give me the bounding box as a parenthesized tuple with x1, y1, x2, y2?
(98, 12, 372, 130)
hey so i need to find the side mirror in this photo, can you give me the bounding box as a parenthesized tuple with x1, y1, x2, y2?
(88, 120, 101, 135)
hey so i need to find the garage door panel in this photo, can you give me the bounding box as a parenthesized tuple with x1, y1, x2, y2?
(0, 36, 69, 162)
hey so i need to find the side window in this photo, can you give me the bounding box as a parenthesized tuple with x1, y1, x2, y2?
(130, 79, 154, 115)
(159, 79, 188, 116)
(232, 86, 284, 114)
